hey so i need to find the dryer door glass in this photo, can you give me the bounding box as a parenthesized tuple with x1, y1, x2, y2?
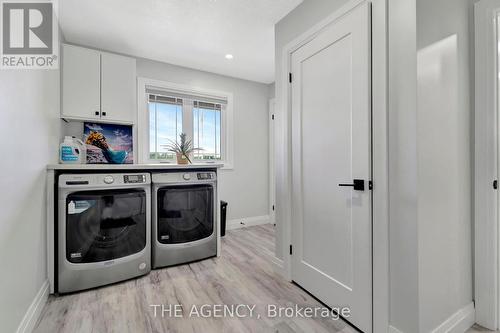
(157, 184, 214, 244)
(65, 189, 147, 263)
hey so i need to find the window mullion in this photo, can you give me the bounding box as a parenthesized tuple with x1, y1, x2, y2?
(155, 100, 158, 158)
(183, 98, 194, 152)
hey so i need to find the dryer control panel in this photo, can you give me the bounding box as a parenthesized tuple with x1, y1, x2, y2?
(152, 171, 216, 184)
(197, 172, 214, 180)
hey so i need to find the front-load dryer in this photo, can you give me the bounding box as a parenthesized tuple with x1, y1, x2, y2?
(152, 171, 217, 268)
(57, 173, 151, 293)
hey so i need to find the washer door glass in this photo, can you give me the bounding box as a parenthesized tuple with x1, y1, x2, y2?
(157, 184, 214, 244)
(66, 189, 146, 263)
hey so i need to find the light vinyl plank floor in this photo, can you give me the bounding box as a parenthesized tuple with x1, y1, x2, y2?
(34, 224, 357, 333)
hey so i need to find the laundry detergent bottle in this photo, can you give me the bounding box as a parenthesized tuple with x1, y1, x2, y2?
(59, 136, 86, 164)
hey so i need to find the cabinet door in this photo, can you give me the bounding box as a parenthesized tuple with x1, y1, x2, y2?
(101, 52, 136, 124)
(62, 44, 101, 120)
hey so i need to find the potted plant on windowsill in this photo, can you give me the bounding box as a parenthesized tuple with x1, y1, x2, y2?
(165, 133, 198, 165)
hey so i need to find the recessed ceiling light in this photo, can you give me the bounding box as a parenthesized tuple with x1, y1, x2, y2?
(225, 54, 234, 60)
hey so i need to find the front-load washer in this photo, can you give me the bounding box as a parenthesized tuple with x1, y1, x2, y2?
(57, 173, 151, 293)
(152, 171, 217, 268)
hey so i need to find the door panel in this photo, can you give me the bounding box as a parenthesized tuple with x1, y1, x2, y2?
(301, 35, 353, 287)
(291, 3, 372, 332)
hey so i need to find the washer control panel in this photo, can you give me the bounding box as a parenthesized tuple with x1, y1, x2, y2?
(103, 175, 114, 184)
(59, 173, 151, 188)
(124, 174, 147, 184)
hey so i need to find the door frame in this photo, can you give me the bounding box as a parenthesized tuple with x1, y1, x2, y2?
(278, 0, 389, 332)
(475, 0, 500, 329)
(269, 98, 276, 226)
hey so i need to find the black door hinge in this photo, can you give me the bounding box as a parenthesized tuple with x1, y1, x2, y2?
(272, 114, 275, 120)
(272, 205, 275, 211)
(494, 180, 498, 190)
(289, 73, 292, 83)
(369, 181, 373, 190)
(289, 245, 293, 255)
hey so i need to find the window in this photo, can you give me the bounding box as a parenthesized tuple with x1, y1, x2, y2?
(138, 79, 233, 168)
(148, 95, 183, 160)
(193, 101, 221, 160)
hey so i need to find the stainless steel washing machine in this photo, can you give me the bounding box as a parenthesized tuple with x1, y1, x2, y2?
(152, 171, 217, 268)
(57, 173, 151, 293)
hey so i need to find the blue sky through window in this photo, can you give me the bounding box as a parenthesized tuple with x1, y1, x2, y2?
(193, 107, 221, 160)
(149, 101, 182, 158)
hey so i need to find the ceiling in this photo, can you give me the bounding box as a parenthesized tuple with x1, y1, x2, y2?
(59, 0, 303, 84)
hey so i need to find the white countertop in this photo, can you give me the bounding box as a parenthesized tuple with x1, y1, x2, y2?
(47, 163, 224, 170)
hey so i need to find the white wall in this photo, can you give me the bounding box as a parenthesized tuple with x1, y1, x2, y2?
(416, 0, 475, 331)
(268, 82, 275, 99)
(0, 70, 60, 332)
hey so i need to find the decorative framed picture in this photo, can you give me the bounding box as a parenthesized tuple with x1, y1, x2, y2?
(83, 123, 134, 164)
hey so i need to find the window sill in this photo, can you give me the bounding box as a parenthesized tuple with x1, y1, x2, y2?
(219, 163, 233, 170)
(198, 161, 233, 170)
(143, 160, 232, 170)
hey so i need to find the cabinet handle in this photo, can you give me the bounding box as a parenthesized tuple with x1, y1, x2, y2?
(95, 111, 100, 116)
(102, 111, 107, 116)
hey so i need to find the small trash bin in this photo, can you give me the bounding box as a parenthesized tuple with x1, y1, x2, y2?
(220, 201, 228, 237)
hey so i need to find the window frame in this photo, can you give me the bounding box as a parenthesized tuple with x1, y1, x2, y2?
(147, 94, 184, 161)
(192, 100, 224, 161)
(137, 77, 234, 169)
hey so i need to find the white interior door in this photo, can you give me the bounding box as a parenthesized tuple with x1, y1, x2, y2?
(291, 3, 372, 332)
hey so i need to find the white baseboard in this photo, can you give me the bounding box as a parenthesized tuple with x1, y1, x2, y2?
(16, 279, 49, 333)
(226, 215, 270, 230)
(389, 303, 475, 333)
(389, 326, 404, 333)
(431, 302, 475, 333)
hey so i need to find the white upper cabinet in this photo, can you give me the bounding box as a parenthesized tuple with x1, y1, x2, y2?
(61, 44, 136, 124)
(62, 44, 101, 120)
(101, 52, 136, 123)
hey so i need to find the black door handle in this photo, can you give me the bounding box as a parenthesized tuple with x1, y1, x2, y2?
(338, 179, 365, 191)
